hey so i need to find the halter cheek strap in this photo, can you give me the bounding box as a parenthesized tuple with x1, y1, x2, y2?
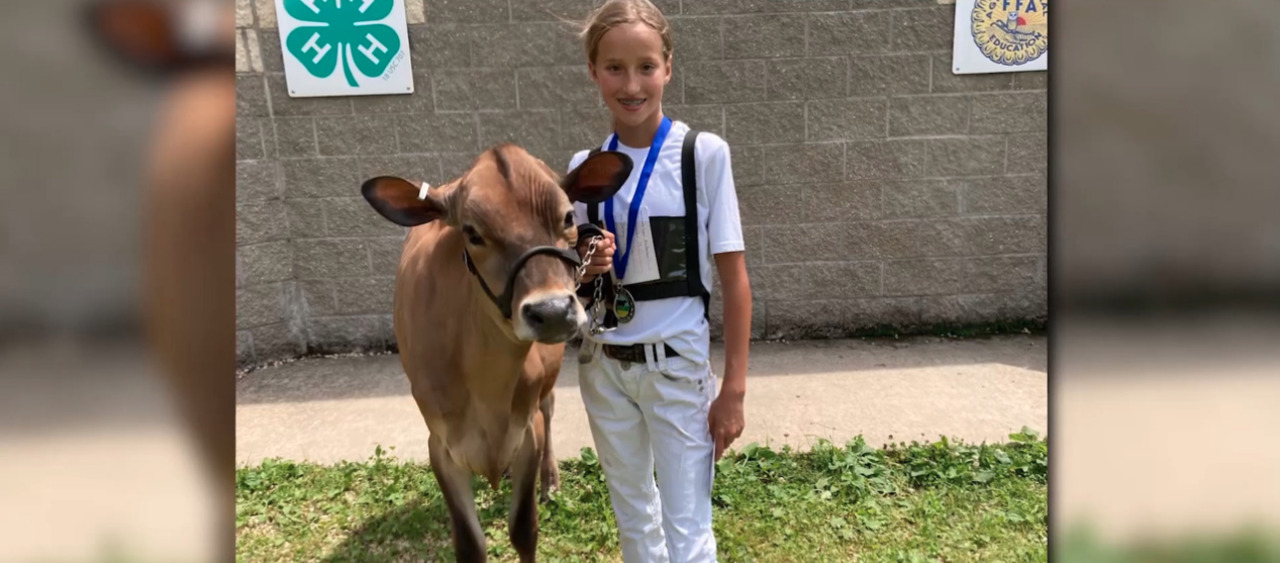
(464, 245, 584, 320)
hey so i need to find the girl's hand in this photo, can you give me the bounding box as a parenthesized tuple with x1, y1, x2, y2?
(579, 230, 615, 282)
(708, 388, 745, 461)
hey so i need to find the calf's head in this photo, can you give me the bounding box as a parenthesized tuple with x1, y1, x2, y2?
(362, 145, 631, 343)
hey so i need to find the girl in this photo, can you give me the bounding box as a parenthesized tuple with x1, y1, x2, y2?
(569, 1, 752, 561)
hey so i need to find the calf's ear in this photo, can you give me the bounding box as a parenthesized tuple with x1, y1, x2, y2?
(562, 151, 633, 204)
(84, 0, 231, 75)
(361, 176, 452, 227)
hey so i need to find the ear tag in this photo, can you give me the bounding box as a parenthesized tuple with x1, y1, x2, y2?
(418, 182, 432, 200)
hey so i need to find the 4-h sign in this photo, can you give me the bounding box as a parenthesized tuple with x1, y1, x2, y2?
(274, 0, 414, 97)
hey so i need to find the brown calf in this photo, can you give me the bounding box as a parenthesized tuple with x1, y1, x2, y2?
(361, 145, 630, 562)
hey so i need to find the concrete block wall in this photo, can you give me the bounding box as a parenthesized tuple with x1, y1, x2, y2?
(235, 0, 1047, 367)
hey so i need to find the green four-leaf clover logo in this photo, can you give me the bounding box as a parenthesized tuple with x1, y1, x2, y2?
(284, 0, 402, 87)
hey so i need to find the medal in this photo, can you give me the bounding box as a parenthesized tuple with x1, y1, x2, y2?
(613, 286, 635, 323)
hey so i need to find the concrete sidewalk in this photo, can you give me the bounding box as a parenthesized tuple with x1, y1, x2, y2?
(236, 335, 1047, 466)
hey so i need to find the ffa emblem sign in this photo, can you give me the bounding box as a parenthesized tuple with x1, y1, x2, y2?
(952, 0, 1048, 74)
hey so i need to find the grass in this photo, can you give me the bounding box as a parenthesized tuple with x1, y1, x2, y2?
(237, 429, 1048, 562)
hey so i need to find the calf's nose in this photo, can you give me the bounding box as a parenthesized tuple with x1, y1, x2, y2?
(521, 295, 578, 338)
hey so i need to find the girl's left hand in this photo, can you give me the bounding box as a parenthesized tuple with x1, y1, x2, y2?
(708, 389, 745, 461)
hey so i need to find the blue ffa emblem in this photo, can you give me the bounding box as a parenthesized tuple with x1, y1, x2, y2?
(971, 0, 1048, 66)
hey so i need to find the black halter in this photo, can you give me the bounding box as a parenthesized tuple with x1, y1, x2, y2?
(462, 224, 606, 320)
(463, 245, 582, 320)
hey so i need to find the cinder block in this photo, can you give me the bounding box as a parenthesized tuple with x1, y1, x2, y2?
(804, 181, 880, 222)
(684, 60, 767, 104)
(360, 155, 443, 185)
(809, 12, 891, 56)
(237, 160, 280, 202)
(478, 110, 562, 152)
(237, 119, 267, 161)
(1005, 132, 1046, 173)
(298, 280, 338, 317)
(925, 137, 1006, 177)
(426, 0, 508, 23)
(958, 216, 1045, 255)
(850, 55, 931, 96)
(723, 14, 805, 59)
(235, 0, 253, 27)
(846, 139, 927, 179)
(517, 67, 597, 110)
(807, 98, 888, 142)
(871, 220, 967, 258)
(405, 0, 425, 24)
(767, 58, 846, 101)
(369, 237, 407, 275)
(881, 178, 959, 218)
(1014, 71, 1047, 90)
(731, 145, 768, 187)
(254, 0, 276, 27)
(271, 118, 318, 158)
(237, 201, 289, 245)
(258, 31, 284, 72)
(237, 283, 285, 329)
(286, 199, 327, 239)
(560, 106, 611, 151)
(240, 241, 294, 283)
(954, 174, 1045, 215)
(408, 25, 472, 69)
(670, 17, 723, 60)
(434, 69, 517, 111)
(293, 239, 374, 279)
(282, 158, 362, 198)
(306, 315, 389, 353)
(250, 322, 305, 363)
(736, 186, 805, 226)
(931, 55, 1013, 93)
(327, 199, 406, 237)
(883, 258, 965, 296)
(684, 0, 847, 14)
(726, 102, 805, 146)
(237, 331, 254, 365)
(332, 277, 397, 315)
(971, 92, 1047, 134)
(236, 74, 269, 118)
(471, 23, 581, 68)
(889, 95, 970, 137)
(266, 74, 353, 116)
(353, 74, 432, 114)
(397, 112, 479, 153)
(315, 115, 400, 156)
(764, 143, 844, 185)
(665, 105, 724, 137)
(803, 262, 881, 300)
(891, 7, 954, 52)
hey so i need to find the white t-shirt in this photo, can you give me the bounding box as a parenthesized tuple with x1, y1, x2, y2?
(567, 120, 745, 367)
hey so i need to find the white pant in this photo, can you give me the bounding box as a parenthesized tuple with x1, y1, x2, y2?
(578, 340, 719, 563)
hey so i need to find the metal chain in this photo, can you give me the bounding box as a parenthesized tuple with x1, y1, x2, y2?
(573, 236, 613, 335)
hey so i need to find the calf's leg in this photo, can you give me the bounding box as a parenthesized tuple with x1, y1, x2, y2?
(509, 416, 544, 562)
(429, 434, 486, 563)
(538, 391, 560, 502)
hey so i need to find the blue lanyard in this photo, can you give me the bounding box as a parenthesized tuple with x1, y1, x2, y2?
(604, 116, 672, 281)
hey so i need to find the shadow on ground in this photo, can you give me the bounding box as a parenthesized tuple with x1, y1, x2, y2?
(237, 335, 1046, 405)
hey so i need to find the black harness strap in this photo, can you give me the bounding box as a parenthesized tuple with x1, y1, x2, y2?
(580, 130, 710, 320)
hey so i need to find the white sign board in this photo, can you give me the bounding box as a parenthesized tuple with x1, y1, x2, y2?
(952, 0, 1048, 75)
(274, 0, 414, 97)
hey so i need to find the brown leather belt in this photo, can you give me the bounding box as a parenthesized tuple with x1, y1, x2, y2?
(602, 343, 681, 364)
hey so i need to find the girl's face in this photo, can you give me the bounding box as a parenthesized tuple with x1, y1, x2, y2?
(589, 22, 671, 134)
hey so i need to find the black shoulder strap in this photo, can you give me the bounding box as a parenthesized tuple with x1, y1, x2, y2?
(681, 130, 711, 320)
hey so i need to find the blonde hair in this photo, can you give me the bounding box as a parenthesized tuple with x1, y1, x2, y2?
(577, 0, 673, 64)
